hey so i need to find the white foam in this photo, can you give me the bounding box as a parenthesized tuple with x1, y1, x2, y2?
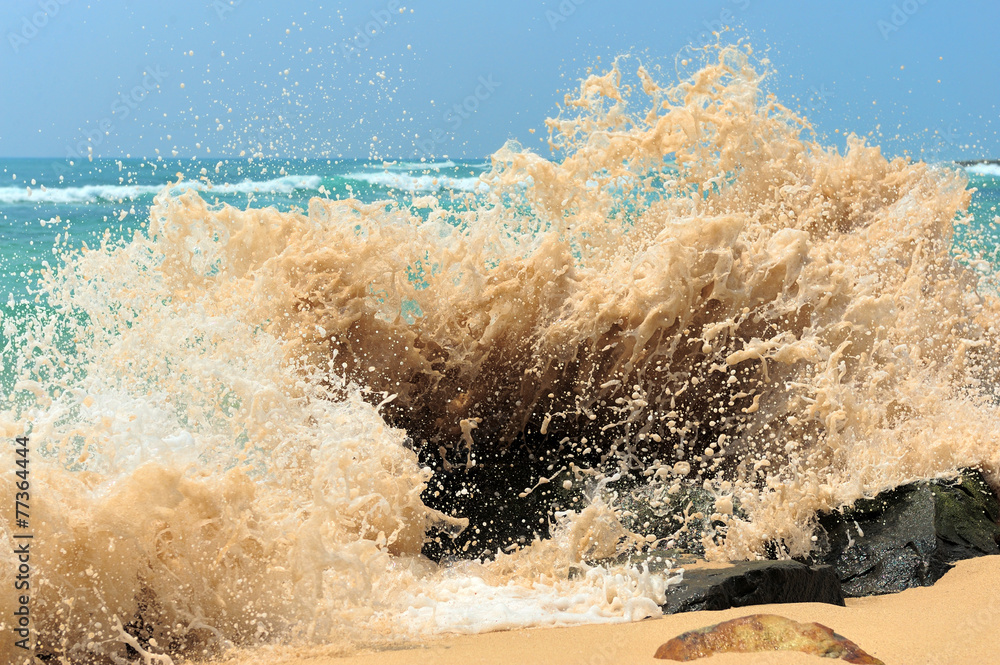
(397, 566, 674, 635)
(382, 160, 457, 171)
(964, 163, 1000, 177)
(0, 174, 322, 204)
(346, 171, 487, 192)
(0, 183, 161, 203)
(205, 174, 322, 194)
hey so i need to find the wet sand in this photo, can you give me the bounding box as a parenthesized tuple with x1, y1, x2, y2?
(245, 555, 999, 665)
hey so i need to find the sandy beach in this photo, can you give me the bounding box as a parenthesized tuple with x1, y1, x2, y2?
(245, 555, 999, 665)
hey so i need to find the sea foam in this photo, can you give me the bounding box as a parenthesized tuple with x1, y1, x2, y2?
(965, 162, 1000, 177)
(0, 174, 322, 204)
(345, 170, 487, 192)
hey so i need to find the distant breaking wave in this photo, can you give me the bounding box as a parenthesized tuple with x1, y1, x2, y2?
(965, 163, 1000, 178)
(382, 160, 457, 170)
(0, 174, 323, 204)
(346, 171, 486, 192)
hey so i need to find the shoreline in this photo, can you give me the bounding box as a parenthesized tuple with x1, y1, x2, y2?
(219, 555, 1000, 665)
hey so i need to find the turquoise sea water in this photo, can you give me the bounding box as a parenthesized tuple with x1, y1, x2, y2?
(964, 164, 1000, 266)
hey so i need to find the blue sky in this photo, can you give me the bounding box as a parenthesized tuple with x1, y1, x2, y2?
(0, 0, 997, 161)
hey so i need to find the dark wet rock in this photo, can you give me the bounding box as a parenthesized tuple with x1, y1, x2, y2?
(419, 442, 561, 560)
(617, 480, 745, 558)
(656, 559, 845, 614)
(815, 470, 1000, 597)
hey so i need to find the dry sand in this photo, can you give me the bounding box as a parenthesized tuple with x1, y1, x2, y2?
(234, 555, 999, 665)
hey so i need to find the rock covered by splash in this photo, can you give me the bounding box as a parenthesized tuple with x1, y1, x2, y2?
(2, 44, 999, 662)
